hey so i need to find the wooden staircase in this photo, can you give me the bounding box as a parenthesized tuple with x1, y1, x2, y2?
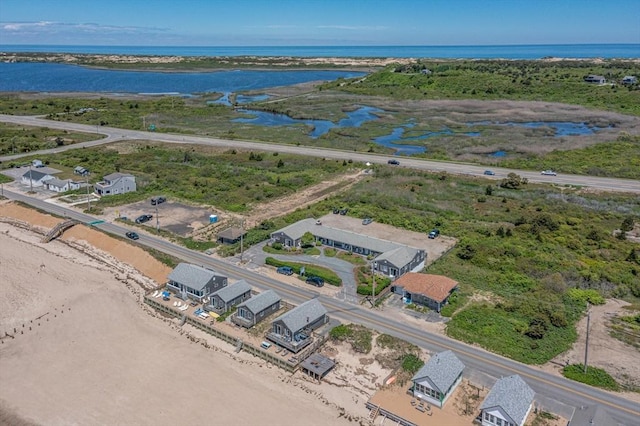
(369, 404, 380, 421)
(42, 219, 80, 243)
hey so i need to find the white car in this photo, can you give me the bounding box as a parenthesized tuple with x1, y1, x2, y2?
(541, 170, 557, 176)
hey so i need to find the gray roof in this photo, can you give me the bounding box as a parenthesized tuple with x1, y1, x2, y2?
(375, 245, 419, 268)
(480, 375, 535, 425)
(273, 218, 421, 264)
(237, 289, 281, 314)
(45, 178, 70, 188)
(167, 263, 222, 291)
(103, 172, 134, 181)
(411, 350, 465, 394)
(211, 279, 252, 302)
(22, 170, 52, 181)
(273, 298, 327, 333)
(218, 227, 246, 240)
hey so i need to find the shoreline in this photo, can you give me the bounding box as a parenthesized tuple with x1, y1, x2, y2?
(2, 52, 639, 74)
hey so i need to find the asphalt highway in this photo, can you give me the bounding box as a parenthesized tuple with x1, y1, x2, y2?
(3, 188, 639, 425)
(1, 114, 639, 194)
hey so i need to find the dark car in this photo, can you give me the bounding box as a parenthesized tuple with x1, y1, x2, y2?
(339, 208, 349, 215)
(125, 231, 139, 240)
(387, 159, 400, 165)
(277, 266, 294, 276)
(428, 229, 440, 239)
(305, 276, 324, 287)
(151, 196, 166, 205)
(135, 214, 153, 224)
(483, 170, 495, 176)
(332, 207, 340, 214)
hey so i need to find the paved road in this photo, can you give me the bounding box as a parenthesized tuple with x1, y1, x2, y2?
(3, 188, 639, 425)
(1, 114, 639, 193)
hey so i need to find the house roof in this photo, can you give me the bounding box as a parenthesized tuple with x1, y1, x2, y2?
(237, 289, 281, 314)
(273, 218, 422, 266)
(273, 298, 327, 333)
(45, 178, 70, 188)
(301, 352, 335, 377)
(103, 172, 134, 181)
(211, 279, 252, 303)
(375, 246, 418, 269)
(167, 263, 222, 291)
(480, 375, 535, 426)
(218, 227, 246, 240)
(411, 350, 465, 394)
(394, 273, 458, 303)
(22, 170, 52, 181)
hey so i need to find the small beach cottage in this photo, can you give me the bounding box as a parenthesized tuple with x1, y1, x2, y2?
(480, 375, 535, 426)
(232, 289, 282, 328)
(205, 279, 252, 314)
(410, 350, 465, 408)
(392, 273, 458, 313)
(166, 263, 227, 302)
(266, 298, 328, 353)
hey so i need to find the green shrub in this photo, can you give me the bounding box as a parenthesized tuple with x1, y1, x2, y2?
(566, 289, 606, 306)
(401, 354, 424, 374)
(562, 364, 619, 391)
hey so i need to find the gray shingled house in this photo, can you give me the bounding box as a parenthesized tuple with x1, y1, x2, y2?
(166, 263, 227, 302)
(94, 172, 136, 196)
(270, 218, 425, 280)
(44, 178, 82, 193)
(205, 279, 252, 314)
(411, 350, 465, 408)
(232, 289, 282, 328)
(266, 298, 328, 353)
(480, 375, 535, 426)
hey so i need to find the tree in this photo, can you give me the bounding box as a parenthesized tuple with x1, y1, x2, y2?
(300, 231, 315, 248)
(500, 173, 528, 189)
(485, 185, 493, 196)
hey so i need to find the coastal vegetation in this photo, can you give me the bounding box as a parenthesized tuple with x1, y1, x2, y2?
(562, 364, 620, 391)
(322, 59, 640, 115)
(0, 123, 95, 155)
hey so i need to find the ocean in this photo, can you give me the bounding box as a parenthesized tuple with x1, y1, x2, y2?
(1, 44, 638, 59)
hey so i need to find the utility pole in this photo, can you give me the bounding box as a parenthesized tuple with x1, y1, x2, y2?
(371, 261, 376, 305)
(86, 176, 91, 211)
(29, 164, 33, 193)
(240, 219, 245, 263)
(155, 203, 159, 231)
(584, 302, 591, 373)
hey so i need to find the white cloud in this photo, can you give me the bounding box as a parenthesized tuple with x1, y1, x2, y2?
(316, 25, 388, 31)
(1, 21, 168, 35)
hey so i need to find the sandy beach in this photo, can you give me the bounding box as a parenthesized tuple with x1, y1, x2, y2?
(0, 213, 369, 425)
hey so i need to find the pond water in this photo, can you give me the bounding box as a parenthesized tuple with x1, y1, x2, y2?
(233, 105, 383, 138)
(467, 121, 610, 137)
(209, 93, 272, 106)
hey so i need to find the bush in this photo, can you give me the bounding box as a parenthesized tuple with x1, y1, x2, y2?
(566, 288, 605, 306)
(562, 364, 619, 391)
(401, 354, 424, 374)
(264, 257, 342, 286)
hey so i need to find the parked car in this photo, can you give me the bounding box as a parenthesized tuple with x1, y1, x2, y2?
(428, 229, 440, 239)
(339, 208, 349, 215)
(151, 196, 166, 205)
(135, 214, 153, 224)
(387, 159, 400, 165)
(362, 217, 373, 225)
(305, 276, 324, 287)
(483, 170, 495, 176)
(332, 207, 340, 214)
(277, 266, 294, 276)
(125, 231, 139, 240)
(541, 170, 557, 176)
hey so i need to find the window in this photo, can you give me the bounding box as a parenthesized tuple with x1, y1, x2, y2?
(496, 419, 502, 426)
(484, 412, 490, 420)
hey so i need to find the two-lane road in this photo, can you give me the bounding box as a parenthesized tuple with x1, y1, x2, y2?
(1, 114, 638, 193)
(3, 189, 639, 425)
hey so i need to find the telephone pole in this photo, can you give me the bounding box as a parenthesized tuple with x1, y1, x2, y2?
(584, 302, 591, 373)
(86, 176, 91, 210)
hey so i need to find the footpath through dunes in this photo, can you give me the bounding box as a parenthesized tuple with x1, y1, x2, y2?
(0, 216, 362, 425)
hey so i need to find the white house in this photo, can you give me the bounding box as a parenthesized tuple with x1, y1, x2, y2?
(21, 170, 54, 187)
(583, 75, 606, 84)
(480, 375, 535, 426)
(622, 75, 637, 84)
(44, 178, 82, 193)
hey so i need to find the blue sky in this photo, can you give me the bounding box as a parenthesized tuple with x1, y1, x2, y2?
(1, 0, 639, 46)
